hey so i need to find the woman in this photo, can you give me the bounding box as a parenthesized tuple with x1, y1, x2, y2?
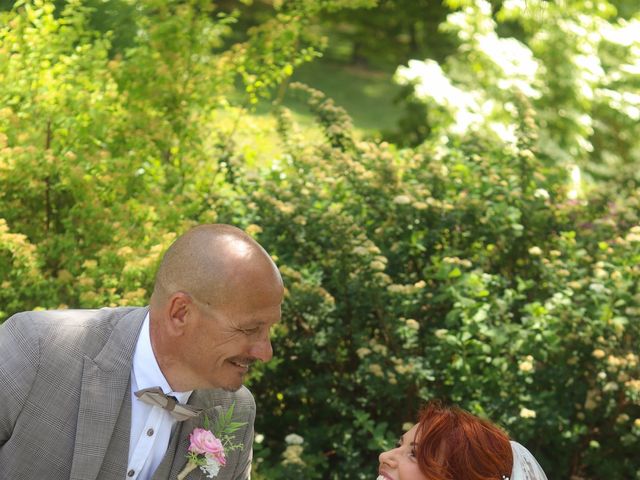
(378, 401, 548, 480)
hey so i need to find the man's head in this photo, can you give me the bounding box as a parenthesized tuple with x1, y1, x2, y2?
(149, 224, 284, 392)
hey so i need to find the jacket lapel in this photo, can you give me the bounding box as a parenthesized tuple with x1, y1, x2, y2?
(153, 391, 221, 480)
(69, 307, 147, 480)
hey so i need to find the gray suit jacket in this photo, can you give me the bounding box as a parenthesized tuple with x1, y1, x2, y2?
(0, 307, 255, 480)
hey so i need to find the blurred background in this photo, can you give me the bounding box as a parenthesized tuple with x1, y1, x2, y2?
(1, 0, 639, 478)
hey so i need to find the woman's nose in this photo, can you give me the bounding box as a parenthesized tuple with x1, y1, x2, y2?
(379, 448, 397, 467)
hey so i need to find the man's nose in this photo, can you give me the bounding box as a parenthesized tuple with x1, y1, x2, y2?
(250, 337, 273, 362)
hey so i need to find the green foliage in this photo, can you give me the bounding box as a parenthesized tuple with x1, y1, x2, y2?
(1, 1, 639, 479)
(212, 403, 248, 452)
(0, 0, 325, 311)
(319, 0, 455, 68)
(394, 0, 640, 190)
(241, 90, 640, 478)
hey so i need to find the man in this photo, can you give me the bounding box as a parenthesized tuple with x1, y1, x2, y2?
(0, 224, 284, 480)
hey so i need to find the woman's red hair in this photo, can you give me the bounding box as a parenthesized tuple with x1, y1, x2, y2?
(414, 401, 513, 480)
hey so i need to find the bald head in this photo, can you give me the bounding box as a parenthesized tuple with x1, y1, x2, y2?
(151, 224, 282, 309)
(148, 224, 283, 391)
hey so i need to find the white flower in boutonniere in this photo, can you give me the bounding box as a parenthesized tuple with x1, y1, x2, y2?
(177, 403, 246, 479)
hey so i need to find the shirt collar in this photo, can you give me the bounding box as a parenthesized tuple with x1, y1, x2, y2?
(133, 313, 192, 404)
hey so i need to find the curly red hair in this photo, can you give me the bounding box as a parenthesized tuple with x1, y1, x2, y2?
(414, 401, 513, 480)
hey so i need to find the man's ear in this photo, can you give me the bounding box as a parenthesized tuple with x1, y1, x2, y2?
(166, 292, 193, 335)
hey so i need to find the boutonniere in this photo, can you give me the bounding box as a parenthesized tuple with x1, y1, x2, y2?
(177, 403, 246, 479)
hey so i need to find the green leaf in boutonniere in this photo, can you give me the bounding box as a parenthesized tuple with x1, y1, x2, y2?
(213, 402, 247, 452)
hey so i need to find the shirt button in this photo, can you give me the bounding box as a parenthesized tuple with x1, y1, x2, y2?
(147, 428, 154, 436)
(127, 469, 135, 477)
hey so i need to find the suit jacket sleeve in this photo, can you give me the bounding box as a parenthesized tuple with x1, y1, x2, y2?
(0, 312, 40, 446)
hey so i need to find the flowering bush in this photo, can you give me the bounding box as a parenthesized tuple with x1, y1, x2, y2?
(1, 2, 639, 479)
(241, 86, 640, 479)
(394, 0, 640, 191)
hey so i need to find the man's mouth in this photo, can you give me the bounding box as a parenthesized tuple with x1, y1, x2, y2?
(229, 359, 252, 371)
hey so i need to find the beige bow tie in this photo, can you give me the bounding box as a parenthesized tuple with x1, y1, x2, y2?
(134, 387, 202, 421)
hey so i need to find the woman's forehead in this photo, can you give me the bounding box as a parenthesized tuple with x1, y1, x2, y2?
(403, 424, 420, 441)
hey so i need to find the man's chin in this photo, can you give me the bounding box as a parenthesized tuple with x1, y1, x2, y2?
(221, 384, 243, 392)
(213, 375, 244, 392)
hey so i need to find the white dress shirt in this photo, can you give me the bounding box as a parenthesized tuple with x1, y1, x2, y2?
(127, 313, 192, 480)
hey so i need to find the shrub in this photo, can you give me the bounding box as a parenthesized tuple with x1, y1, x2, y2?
(238, 86, 640, 479)
(393, 0, 640, 191)
(1, 2, 638, 479)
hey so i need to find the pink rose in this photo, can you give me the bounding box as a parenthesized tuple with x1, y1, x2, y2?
(188, 428, 226, 465)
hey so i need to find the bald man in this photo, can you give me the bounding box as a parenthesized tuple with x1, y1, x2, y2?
(0, 224, 284, 480)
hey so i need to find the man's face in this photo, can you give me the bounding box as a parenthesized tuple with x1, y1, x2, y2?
(180, 281, 282, 391)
